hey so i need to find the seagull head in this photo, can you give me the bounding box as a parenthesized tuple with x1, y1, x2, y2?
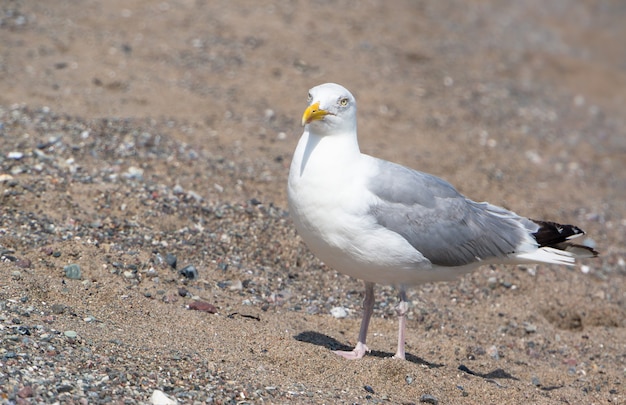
(301, 83, 357, 136)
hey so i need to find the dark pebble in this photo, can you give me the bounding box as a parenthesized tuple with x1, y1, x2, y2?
(178, 287, 189, 297)
(56, 384, 74, 393)
(165, 253, 177, 269)
(179, 264, 198, 280)
(52, 251, 62, 258)
(363, 385, 375, 394)
(420, 394, 439, 404)
(17, 325, 30, 335)
(64, 263, 82, 279)
(51, 304, 66, 314)
(4, 351, 17, 359)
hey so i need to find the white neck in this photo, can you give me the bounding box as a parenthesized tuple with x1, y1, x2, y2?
(293, 127, 361, 178)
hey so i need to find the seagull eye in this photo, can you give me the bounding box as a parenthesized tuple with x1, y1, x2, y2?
(339, 97, 349, 106)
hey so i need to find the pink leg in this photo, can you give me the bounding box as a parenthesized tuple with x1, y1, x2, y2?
(334, 282, 375, 360)
(393, 290, 408, 360)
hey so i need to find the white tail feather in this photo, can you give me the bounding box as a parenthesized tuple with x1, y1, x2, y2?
(514, 247, 576, 266)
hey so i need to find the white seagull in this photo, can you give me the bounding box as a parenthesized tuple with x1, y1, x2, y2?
(287, 83, 598, 360)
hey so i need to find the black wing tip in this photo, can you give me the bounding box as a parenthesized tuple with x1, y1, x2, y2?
(531, 219, 599, 257)
(560, 243, 599, 258)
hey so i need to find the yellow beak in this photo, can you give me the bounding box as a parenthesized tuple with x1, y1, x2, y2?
(301, 102, 330, 126)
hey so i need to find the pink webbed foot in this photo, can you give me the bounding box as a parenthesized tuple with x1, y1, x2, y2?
(333, 341, 370, 360)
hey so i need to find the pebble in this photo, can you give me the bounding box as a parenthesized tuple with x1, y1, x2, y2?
(57, 384, 74, 393)
(7, 151, 24, 160)
(150, 389, 178, 405)
(165, 253, 177, 269)
(188, 300, 217, 313)
(123, 166, 144, 180)
(64, 330, 78, 339)
(64, 263, 82, 279)
(18, 385, 34, 398)
(363, 385, 375, 394)
(524, 322, 537, 333)
(487, 345, 500, 360)
(179, 264, 198, 280)
(420, 393, 439, 404)
(330, 306, 348, 318)
(16, 258, 31, 268)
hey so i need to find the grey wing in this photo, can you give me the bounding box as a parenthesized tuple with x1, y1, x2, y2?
(367, 159, 538, 267)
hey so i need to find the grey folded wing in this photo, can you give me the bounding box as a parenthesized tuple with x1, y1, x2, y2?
(367, 159, 536, 267)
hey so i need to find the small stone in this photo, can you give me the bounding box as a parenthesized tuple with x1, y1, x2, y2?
(17, 325, 30, 335)
(165, 253, 177, 269)
(420, 393, 439, 404)
(64, 330, 78, 339)
(7, 151, 24, 160)
(188, 300, 217, 313)
(123, 166, 144, 180)
(363, 385, 375, 394)
(16, 258, 31, 268)
(150, 389, 177, 405)
(330, 306, 348, 318)
(51, 304, 66, 314)
(179, 264, 198, 280)
(64, 263, 82, 280)
(487, 345, 499, 360)
(123, 270, 135, 279)
(56, 384, 74, 393)
(524, 322, 537, 333)
(531, 376, 541, 386)
(11, 270, 21, 280)
(405, 375, 414, 385)
(18, 386, 34, 398)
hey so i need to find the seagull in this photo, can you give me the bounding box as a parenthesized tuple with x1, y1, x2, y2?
(287, 83, 598, 360)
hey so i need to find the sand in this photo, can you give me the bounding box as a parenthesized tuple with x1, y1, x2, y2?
(1, 1, 625, 403)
